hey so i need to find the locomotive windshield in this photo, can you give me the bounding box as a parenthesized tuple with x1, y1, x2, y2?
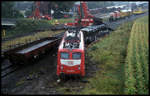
(72, 52, 81, 59)
(61, 52, 69, 59)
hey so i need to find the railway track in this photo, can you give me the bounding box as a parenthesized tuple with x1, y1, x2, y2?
(1, 32, 65, 79)
(104, 11, 149, 30)
(1, 64, 19, 78)
(1, 12, 148, 79)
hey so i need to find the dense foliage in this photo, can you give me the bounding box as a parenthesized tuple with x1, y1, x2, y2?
(2, 2, 24, 18)
(49, 2, 75, 19)
(4, 18, 52, 39)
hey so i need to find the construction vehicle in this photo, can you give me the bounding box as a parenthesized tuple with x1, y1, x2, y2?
(65, 1, 113, 42)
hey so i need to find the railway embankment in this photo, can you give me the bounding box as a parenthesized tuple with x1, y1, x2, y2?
(2, 29, 64, 52)
(2, 18, 72, 41)
(78, 16, 148, 94)
(1, 18, 73, 53)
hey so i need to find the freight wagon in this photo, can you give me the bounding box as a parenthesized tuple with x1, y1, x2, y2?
(109, 9, 132, 22)
(3, 36, 63, 65)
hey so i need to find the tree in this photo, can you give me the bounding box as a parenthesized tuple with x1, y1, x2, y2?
(25, 9, 32, 17)
(47, 1, 75, 19)
(25, 1, 75, 19)
(2, 1, 24, 18)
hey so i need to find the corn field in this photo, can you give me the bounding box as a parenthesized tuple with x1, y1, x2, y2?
(124, 16, 149, 94)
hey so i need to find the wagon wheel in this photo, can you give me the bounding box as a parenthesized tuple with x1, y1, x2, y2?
(45, 48, 50, 54)
(9, 58, 19, 65)
(22, 60, 29, 65)
(37, 51, 41, 59)
(33, 51, 41, 61)
(30, 54, 36, 63)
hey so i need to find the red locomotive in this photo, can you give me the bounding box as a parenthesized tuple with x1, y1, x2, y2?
(57, 1, 112, 77)
(57, 29, 85, 77)
(109, 11, 121, 22)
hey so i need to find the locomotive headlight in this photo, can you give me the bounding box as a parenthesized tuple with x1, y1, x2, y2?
(78, 65, 80, 70)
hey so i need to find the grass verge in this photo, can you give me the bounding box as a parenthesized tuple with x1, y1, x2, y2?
(79, 20, 134, 94)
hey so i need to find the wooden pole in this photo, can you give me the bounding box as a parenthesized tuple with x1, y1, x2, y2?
(2, 29, 6, 37)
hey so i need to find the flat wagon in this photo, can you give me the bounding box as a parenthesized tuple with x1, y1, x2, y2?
(3, 36, 62, 65)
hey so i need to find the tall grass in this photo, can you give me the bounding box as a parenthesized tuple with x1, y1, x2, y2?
(124, 16, 149, 94)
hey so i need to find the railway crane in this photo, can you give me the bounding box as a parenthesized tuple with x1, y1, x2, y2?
(65, 1, 113, 44)
(33, 1, 41, 19)
(29, 1, 51, 20)
(65, 1, 104, 27)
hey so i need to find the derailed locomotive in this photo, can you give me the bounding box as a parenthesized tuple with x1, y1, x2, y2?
(57, 25, 111, 77)
(57, 29, 85, 76)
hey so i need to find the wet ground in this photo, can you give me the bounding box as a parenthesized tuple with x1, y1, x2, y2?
(1, 12, 148, 95)
(1, 48, 58, 94)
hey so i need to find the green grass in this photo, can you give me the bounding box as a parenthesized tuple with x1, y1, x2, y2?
(48, 18, 74, 25)
(2, 30, 64, 51)
(2, 18, 73, 39)
(79, 21, 134, 94)
(79, 16, 149, 95)
(124, 16, 149, 94)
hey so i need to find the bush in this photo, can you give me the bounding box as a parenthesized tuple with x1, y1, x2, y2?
(6, 19, 52, 38)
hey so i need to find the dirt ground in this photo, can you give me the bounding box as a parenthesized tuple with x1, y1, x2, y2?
(1, 47, 98, 95)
